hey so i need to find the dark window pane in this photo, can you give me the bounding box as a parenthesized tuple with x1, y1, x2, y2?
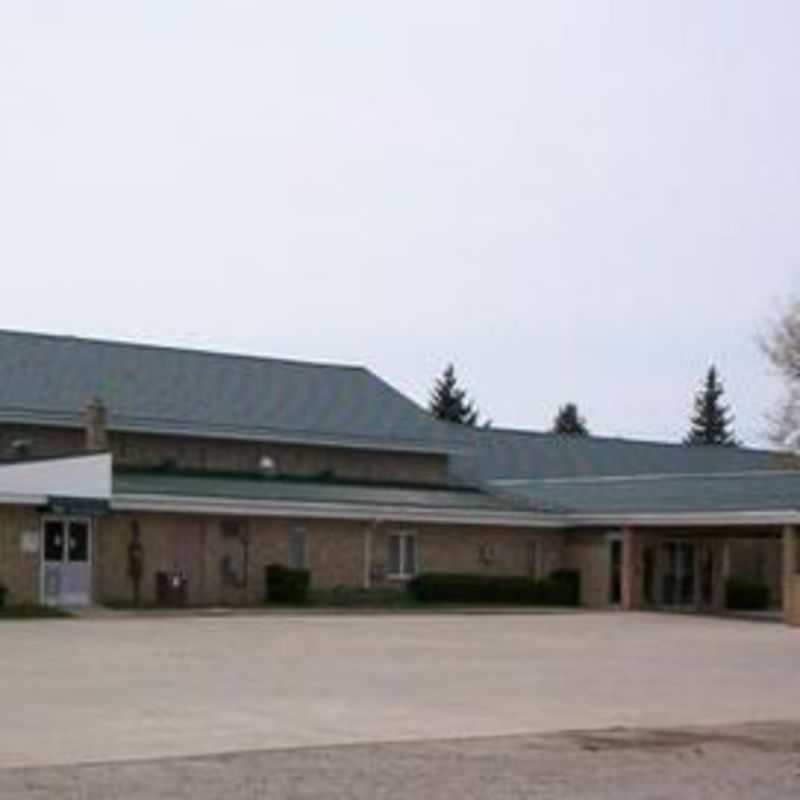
(679, 543, 695, 606)
(68, 522, 89, 562)
(44, 521, 65, 561)
(388, 535, 402, 574)
(404, 536, 417, 576)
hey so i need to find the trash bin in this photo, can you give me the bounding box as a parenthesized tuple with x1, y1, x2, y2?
(156, 570, 188, 607)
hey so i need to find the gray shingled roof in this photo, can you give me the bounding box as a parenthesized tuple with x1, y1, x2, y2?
(493, 471, 800, 516)
(0, 330, 465, 453)
(452, 426, 788, 482)
(113, 469, 800, 520)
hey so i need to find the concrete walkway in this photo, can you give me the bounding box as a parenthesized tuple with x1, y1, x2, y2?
(1, 612, 799, 768)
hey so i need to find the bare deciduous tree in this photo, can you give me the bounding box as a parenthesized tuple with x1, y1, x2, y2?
(761, 298, 800, 451)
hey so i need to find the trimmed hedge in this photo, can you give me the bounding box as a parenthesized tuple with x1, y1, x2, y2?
(725, 578, 769, 611)
(548, 569, 581, 606)
(309, 586, 419, 608)
(407, 570, 581, 606)
(265, 564, 311, 604)
(0, 604, 72, 620)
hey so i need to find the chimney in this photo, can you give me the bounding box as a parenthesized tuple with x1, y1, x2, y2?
(83, 397, 108, 452)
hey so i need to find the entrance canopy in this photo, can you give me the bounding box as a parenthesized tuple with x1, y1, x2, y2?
(0, 453, 112, 506)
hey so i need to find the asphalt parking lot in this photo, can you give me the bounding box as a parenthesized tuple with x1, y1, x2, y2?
(1, 611, 799, 769)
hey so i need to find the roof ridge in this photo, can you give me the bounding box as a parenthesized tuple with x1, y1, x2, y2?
(473, 424, 779, 456)
(0, 328, 369, 374)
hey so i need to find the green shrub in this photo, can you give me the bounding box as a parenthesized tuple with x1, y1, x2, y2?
(407, 570, 581, 606)
(725, 578, 769, 611)
(265, 564, 311, 604)
(0, 604, 72, 620)
(0, 585, 7, 609)
(545, 569, 581, 606)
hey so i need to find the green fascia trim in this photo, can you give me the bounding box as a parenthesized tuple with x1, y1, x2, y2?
(113, 465, 480, 494)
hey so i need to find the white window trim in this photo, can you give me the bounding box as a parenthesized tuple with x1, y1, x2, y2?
(387, 531, 418, 580)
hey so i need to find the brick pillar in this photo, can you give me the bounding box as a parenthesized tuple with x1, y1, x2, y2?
(363, 526, 373, 590)
(83, 397, 108, 452)
(783, 525, 799, 626)
(621, 527, 642, 611)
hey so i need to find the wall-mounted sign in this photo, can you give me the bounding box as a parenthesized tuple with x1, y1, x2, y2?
(20, 530, 39, 555)
(45, 496, 110, 516)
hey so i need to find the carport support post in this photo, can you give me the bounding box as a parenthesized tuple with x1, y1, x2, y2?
(711, 540, 727, 611)
(363, 525, 373, 590)
(621, 527, 642, 611)
(783, 525, 798, 626)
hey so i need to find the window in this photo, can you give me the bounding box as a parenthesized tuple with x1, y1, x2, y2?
(44, 521, 65, 562)
(388, 532, 417, 578)
(220, 520, 249, 588)
(288, 527, 309, 569)
(68, 522, 89, 562)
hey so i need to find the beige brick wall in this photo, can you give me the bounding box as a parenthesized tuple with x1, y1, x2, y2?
(112, 433, 448, 484)
(565, 533, 611, 608)
(93, 512, 565, 606)
(0, 424, 448, 485)
(0, 424, 84, 459)
(370, 525, 564, 583)
(0, 506, 41, 605)
(95, 513, 369, 605)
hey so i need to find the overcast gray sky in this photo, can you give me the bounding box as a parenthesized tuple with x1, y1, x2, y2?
(2, 1, 798, 445)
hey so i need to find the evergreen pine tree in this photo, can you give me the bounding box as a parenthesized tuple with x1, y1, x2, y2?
(552, 403, 589, 436)
(685, 365, 737, 446)
(429, 364, 479, 425)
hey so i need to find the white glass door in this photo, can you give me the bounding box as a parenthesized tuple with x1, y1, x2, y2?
(41, 519, 92, 606)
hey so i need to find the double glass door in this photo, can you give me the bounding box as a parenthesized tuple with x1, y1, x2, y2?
(41, 518, 92, 606)
(660, 542, 696, 608)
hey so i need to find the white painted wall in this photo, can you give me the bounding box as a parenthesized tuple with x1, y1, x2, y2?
(0, 454, 111, 500)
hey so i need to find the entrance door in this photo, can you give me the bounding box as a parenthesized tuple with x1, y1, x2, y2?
(699, 543, 715, 608)
(660, 541, 695, 609)
(41, 518, 92, 607)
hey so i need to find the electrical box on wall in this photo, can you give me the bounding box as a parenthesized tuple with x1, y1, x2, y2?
(478, 543, 496, 565)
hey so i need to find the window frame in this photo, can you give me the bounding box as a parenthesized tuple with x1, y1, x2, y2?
(288, 525, 309, 570)
(387, 531, 418, 580)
